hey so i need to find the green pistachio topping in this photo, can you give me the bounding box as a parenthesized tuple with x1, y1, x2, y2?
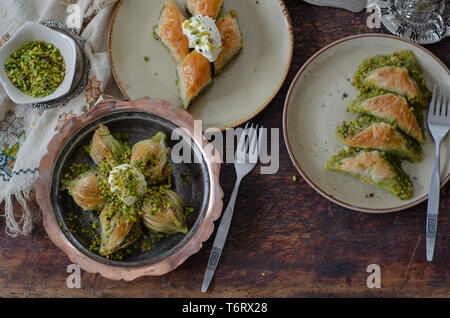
(5, 41, 65, 97)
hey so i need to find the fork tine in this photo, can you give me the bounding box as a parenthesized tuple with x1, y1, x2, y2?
(436, 85, 442, 116)
(249, 124, 259, 156)
(447, 87, 450, 118)
(430, 84, 437, 116)
(244, 123, 254, 152)
(253, 125, 263, 155)
(444, 86, 448, 117)
(237, 122, 249, 153)
(257, 126, 264, 154)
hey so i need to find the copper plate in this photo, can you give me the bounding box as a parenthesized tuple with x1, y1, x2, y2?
(35, 98, 223, 280)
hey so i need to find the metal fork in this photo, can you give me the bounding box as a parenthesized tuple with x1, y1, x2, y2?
(426, 84, 449, 262)
(201, 122, 263, 293)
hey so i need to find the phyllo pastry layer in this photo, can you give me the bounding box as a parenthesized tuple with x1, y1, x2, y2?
(177, 50, 212, 108)
(326, 148, 414, 200)
(155, 1, 190, 63)
(366, 66, 420, 98)
(67, 170, 106, 211)
(352, 50, 431, 108)
(99, 204, 142, 256)
(214, 11, 243, 75)
(349, 94, 425, 144)
(186, 0, 223, 19)
(336, 115, 423, 162)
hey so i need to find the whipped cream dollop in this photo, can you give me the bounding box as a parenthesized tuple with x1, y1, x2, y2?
(108, 164, 147, 206)
(182, 15, 222, 62)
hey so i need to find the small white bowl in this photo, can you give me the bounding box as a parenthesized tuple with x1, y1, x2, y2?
(0, 21, 77, 104)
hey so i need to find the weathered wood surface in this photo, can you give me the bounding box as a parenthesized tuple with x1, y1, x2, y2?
(0, 0, 449, 297)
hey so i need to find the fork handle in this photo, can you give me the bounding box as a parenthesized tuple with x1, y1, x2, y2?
(426, 141, 441, 262)
(201, 177, 242, 293)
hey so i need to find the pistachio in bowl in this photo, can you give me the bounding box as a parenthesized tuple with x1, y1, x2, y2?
(5, 41, 66, 98)
(0, 21, 76, 104)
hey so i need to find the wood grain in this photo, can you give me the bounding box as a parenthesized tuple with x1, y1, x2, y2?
(0, 0, 449, 297)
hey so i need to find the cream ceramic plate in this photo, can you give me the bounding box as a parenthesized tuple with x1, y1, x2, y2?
(109, 0, 293, 130)
(284, 34, 450, 213)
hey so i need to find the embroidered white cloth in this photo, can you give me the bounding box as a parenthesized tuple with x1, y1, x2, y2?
(0, 0, 121, 237)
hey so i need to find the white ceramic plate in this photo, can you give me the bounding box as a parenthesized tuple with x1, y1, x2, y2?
(109, 0, 293, 130)
(283, 34, 450, 213)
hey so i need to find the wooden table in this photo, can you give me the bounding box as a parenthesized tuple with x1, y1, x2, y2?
(1, 0, 449, 298)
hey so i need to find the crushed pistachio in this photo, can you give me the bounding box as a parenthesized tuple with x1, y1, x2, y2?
(5, 41, 65, 97)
